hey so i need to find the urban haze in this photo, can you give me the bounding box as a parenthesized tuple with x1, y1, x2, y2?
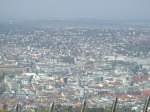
(0, 0, 150, 112)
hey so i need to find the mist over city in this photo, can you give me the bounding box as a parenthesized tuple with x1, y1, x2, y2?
(0, 0, 150, 112)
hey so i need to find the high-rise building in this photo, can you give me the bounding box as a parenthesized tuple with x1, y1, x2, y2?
(63, 77, 68, 85)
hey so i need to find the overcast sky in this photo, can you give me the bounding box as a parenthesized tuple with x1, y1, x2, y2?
(0, 0, 150, 21)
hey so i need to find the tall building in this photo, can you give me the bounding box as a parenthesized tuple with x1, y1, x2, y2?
(77, 73, 81, 87)
(63, 77, 68, 85)
(0, 72, 9, 93)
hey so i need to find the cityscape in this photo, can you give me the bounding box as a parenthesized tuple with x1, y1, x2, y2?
(0, 20, 150, 112)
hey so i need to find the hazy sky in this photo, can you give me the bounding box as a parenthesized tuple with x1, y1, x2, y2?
(0, 0, 150, 21)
